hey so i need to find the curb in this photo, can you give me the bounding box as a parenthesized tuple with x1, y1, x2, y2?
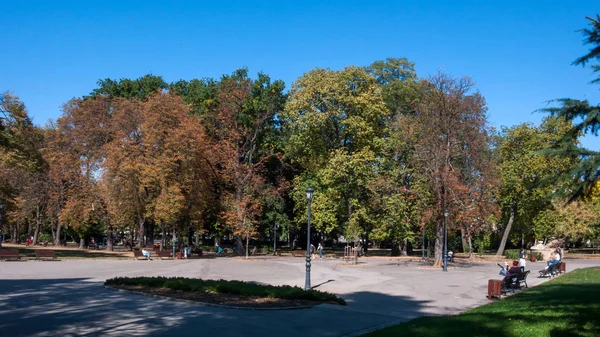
(342, 318, 409, 337)
(104, 285, 316, 311)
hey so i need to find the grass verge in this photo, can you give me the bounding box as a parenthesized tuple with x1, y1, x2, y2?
(105, 276, 346, 305)
(364, 267, 600, 337)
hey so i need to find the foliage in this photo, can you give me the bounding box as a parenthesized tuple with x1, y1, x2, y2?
(541, 15, 600, 200)
(503, 249, 521, 260)
(494, 117, 578, 254)
(105, 276, 346, 305)
(284, 66, 387, 241)
(365, 267, 600, 337)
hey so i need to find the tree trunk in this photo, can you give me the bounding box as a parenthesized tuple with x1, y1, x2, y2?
(496, 201, 516, 256)
(106, 228, 114, 251)
(145, 220, 154, 248)
(467, 234, 473, 258)
(160, 225, 165, 251)
(400, 240, 408, 256)
(138, 217, 145, 248)
(79, 237, 85, 249)
(233, 236, 243, 256)
(33, 204, 41, 245)
(460, 228, 468, 253)
(433, 220, 444, 267)
(54, 220, 62, 246)
(245, 235, 249, 259)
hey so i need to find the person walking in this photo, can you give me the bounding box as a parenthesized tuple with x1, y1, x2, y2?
(310, 244, 316, 259)
(317, 243, 323, 259)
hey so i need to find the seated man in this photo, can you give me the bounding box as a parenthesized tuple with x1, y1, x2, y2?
(141, 249, 151, 260)
(546, 249, 561, 269)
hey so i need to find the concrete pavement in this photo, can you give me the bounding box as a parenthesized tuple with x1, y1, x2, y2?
(0, 255, 598, 337)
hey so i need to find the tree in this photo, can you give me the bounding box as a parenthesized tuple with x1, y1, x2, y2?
(90, 74, 168, 100)
(284, 66, 388, 245)
(0, 92, 46, 242)
(495, 117, 577, 255)
(209, 69, 286, 257)
(403, 73, 494, 266)
(543, 14, 600, 200)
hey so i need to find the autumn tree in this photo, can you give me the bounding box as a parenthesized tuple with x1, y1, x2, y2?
(0, 92, 46, 243)
(210, 69, 286, 257)
(403, 73, 494, 266)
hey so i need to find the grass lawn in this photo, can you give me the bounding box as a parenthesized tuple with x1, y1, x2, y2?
(365, 267, 600, 337)
(105, 276, 346, 305)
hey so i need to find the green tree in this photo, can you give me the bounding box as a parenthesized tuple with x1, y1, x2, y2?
(284, 66, 387, 243)
(495, 117, 577, 255)
(543, 14, 600, 200)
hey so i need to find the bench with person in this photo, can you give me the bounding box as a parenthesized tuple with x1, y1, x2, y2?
(133, 250, 152, 260)
(0, 249, 21, 261)
(539, 249, 564, 278)
(498, 262, 530, 295)
(35, 250, 58, 261)
(539, 261, 565, 278)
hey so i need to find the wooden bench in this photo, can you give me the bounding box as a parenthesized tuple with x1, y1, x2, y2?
(0, 250, 21, 261)
(133, 251, 149, 260)
(517, 270, 530, 289)
(35, 250, 58, 261)
(157, 251, 173, 260)
(539, 262, 564, 278)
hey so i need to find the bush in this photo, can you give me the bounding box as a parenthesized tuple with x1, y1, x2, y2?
(504, 249, 521, 260)
(39, 233, 53, 243)
(105, 276, 346, 305)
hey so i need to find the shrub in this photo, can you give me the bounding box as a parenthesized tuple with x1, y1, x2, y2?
(504, 249, 521, 260)
(105, 276, 346, 305)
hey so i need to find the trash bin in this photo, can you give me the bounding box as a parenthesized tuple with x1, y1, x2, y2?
(487, 279, 502, 299)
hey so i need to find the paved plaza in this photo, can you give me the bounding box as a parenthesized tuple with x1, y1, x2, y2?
(0, 256, 598, 337)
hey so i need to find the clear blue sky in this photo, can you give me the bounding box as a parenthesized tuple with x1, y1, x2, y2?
(2, 1, 599, 148)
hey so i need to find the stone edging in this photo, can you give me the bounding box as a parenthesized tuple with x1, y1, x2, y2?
(104, 285, 316, 311)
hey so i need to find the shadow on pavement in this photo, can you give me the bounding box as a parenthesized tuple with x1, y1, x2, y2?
(0, 278, 432, 337)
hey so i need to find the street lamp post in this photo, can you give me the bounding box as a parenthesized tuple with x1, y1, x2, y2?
(273, 224, 279, 256)
(443, 209, 449, 272)
(305, 187, 314, 291)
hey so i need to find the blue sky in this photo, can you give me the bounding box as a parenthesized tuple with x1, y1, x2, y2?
(2, 1, 599, 148)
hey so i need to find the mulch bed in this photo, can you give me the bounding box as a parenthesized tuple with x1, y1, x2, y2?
(110, 285, 322, 308)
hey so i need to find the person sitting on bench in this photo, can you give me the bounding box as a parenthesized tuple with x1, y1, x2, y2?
(508, 260, 521, 275)
(545, 250, 560, 269)
(141, 249, 151, 260)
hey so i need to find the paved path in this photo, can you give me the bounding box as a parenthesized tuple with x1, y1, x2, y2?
(0, 256, 598, 337)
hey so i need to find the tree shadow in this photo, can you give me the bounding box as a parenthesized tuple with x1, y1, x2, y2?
(0, 278, 432, 337)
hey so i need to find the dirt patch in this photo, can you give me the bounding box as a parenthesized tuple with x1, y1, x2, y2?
(110, 285, 325, 308)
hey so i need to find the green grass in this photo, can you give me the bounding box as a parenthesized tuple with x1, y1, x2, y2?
(365, 267, 600, 337)
(105, 276, 346, 305)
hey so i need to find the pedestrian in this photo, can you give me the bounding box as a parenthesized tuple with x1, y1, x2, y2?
(310, 244, 316, 259)
(317, 243, 323, 259)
